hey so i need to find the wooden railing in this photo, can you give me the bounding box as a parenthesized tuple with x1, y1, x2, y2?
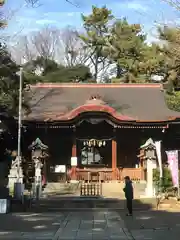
(80, 183, 102, 196)
(76, 168, 143, 182)
(50, 167, 144, 182)
(76, 169, 113, 182)
(118, 168, 143, 182)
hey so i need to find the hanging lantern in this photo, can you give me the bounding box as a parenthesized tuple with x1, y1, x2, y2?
(98, 141, 102, 147)
(93, 139, 96, 146)
(103, 141, 106, 146)
(11, 150, 17, 157)
(83, 141, 86, 146)
(88, 141, 91, 147)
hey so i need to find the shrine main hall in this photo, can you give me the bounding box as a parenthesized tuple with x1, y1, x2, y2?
(22, 83, 180, 183)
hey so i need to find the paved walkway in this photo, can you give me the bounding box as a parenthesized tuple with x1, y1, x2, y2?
(0, 212, 68, 240)
(0, 210, 131, 240)
(1, 209, 180, 239)
(121, 209, 180, 240)
(131, 228, 180, 240)
(54, 211, 131, 240)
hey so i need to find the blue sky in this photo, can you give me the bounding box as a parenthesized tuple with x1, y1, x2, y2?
(2, 0, 180, 42)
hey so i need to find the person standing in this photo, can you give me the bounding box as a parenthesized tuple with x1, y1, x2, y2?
(123, 176, 134, 216)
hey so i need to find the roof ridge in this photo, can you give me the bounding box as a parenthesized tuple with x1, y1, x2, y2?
(30, 83, 162, 88)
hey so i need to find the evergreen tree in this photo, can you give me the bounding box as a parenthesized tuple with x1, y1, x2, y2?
(139, 43, 166, 79)
(105, 18, 146, 81)
(0, 43, 29, 115)
(157, 26, 180, 89)
(79, 6, 113, 80)
(43, 64, 92, 83)
(23, 57, 92, 83)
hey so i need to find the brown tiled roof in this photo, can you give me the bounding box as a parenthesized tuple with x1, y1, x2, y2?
(23, 83, 180, 122)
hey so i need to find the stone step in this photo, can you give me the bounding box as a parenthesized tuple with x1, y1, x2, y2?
(43, 182, 146, 199)
(43, 182, 80, 193)
(30, 197, 158, 212)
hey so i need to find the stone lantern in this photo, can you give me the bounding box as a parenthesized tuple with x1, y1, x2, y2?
(140, 138, 157, 197)
(28, 138, 48, 199)
(29, 138, 48, 159)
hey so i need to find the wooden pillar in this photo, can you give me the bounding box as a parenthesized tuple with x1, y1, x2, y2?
(72, 141, 77, 157)
(112, 138, 117, 180)
(71, 137, 77, 181)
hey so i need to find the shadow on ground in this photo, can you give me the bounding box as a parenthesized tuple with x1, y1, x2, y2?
(1, 196, 180, 235)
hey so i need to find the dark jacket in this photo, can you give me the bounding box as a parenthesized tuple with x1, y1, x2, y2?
(123, 181, 134, 200)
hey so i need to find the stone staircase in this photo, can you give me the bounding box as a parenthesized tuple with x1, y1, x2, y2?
(42, 182, 80, 196)
(27, 181, 152, 212)
(31, 196, 157, 212)
(42, 181, 146, 199)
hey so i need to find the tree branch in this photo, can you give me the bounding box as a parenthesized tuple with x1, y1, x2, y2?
(25, 0, 79, 7)
(162, 0, 180, 10)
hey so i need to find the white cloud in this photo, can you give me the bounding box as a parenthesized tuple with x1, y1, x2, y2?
(109, 0, 149, 14)
(66, 12, 77, 17)
(43, 11, 81, 19)
(126, 2, 148, 12)
(36, 19, 58, 25)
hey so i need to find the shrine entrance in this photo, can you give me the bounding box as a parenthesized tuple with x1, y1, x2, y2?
(81, 145, 102, 166)
(77, 138, 112, 182)
(80, 139, 109, 167)
(73, 119, 116, 182)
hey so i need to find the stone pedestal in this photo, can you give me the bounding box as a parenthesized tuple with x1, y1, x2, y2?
(0, 199, 10, 214)
(14, 182, 24, 200)
(34, 159, 42, 199)
(8, 167, 23, 195)
(145, 159, 156, 197)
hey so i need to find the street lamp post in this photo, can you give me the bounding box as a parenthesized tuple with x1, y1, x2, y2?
(17, 67, 23, 182)
(14, 67, 24, 200)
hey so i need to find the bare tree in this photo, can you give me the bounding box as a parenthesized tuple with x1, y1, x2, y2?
(30, 26, 60, 60)
(0, 0, 79, 7)
(162, 0, 180, 10)
(9, 26, 61, 65)
(25, 0, 79, 7)
(10, 25, 91, 69)
(60, 26, 91, 66)
(59, 26, 112, 80)
(11, 35, 37, 64)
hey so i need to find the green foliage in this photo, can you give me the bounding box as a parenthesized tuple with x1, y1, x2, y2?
(106, 18, 146, 80)
(153, 168, 173, 191)
(23, 72, 43, 85)
(157, 26, 180, 87)
(33, 56, 59, 76)
(0, 0, 5, 5)
(80, 6, 113, 80)
(140, 44, 166, 77)
(166, 91, 180, 111)
(23, 55, 92, 84)
(23, 56, 59, 76)
(0, 43, 29, 115)
(41, 64, 92, 83)
(0, 1, 7, 28)
(111, 74, 148, 83)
